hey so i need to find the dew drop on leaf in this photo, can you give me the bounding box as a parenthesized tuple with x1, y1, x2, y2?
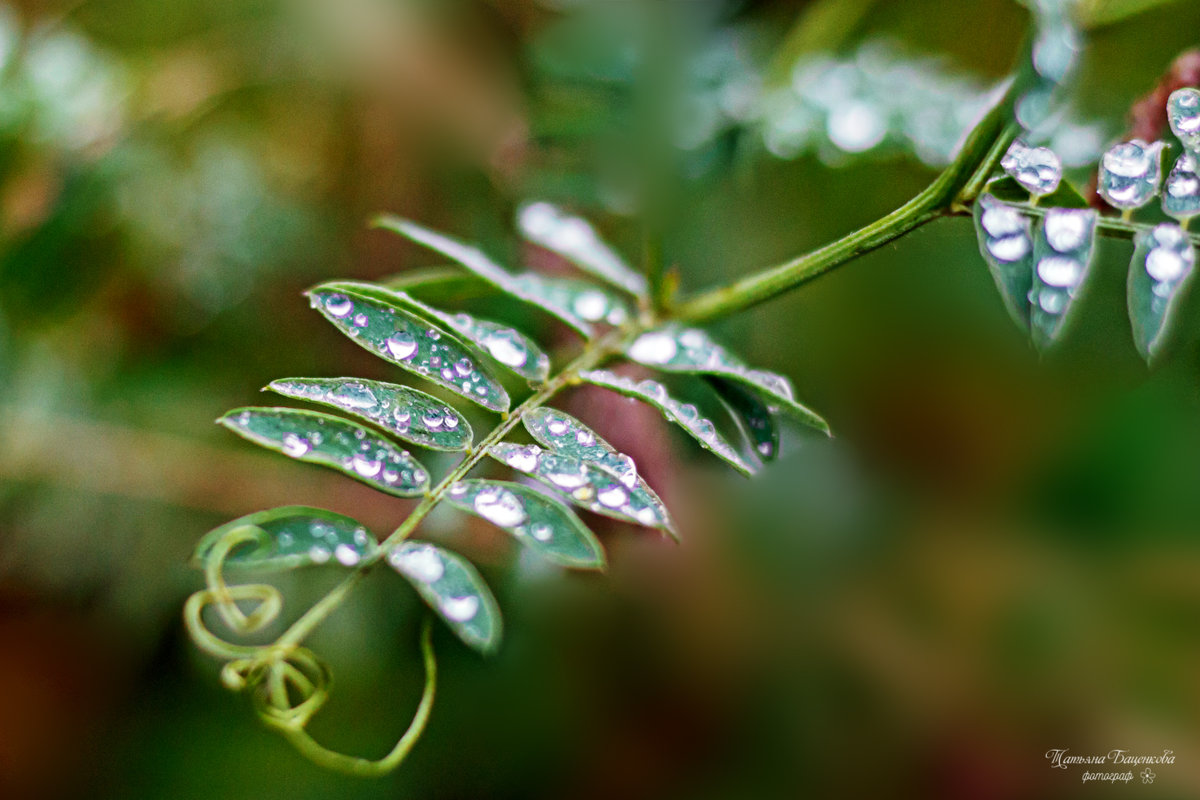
(1098, 140, 1165, 210)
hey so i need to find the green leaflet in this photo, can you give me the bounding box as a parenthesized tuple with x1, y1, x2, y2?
(488, 442, 675, 535)
(1128, 222, 1196, 362)
(522, 407, 678, 539)
(524, 407, 639, 489)
(373, 215, 633, 337)
(307, 283, 510, 412)
(579, 369, 756, 477)
(623, 324, 828, 433)
(386, 541, 502, 655)
(218, 407, 430, 497)
(710, 378, 779, 462)
(516, 201, 648, 296)
(194, 506, 379, 571)
(442, 479, 605, 569)
(325, 281, 551, 383)
(1030, 206, 1097, 349)
(974, 193, 1034, 331)
(266, 378, 473, 451)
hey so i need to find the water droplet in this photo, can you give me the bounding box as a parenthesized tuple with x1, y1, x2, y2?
(334, 543, 360, 566)
(1037, 256, 1083, 288)
(441, 595, 479, 622)
(352, 312, 368, 328)
(330, 381, 378, 410)
(636, 507, 659, 526)
(1099, 140, 1164, 209)
(573, 290, 608, 322)
(454, 358, 473, 377)
(1044, 211, 1088, 252)
(548, 469, 588, 490)
(442, 412, 459, 430)
(981, 204, 1024, 238)
(282, 433, 311, 457)
(483, 329, 528, 367)
(324, 294, 353, 318)
(575, 429, 594, 446)
(531, 523, 552, 541)
(309, 545, 332, 564)
(987, 235, 1031, 262)
(390, 544, 444, 582)
(352, 454, 383, 479)
(827, 100, 886, 153)
(547, 417, 569, 436)
(1146, 247, 1189, 282)
(629, 331, 678, 364)
(504, 446, 540, 472)
(385, 331, 418, 360)
(1168, 88, 1200, 152)
(597, 485, 627, 508)
(474, 488, 528, 527)
(1036, 287, 1067, 314)
(426, 328, 441, 340)
(1001, 139, 1062, 195)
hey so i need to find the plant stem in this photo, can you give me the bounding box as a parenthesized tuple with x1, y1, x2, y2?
(674, 83, 1020, 324)
(267, 326, 632, 654)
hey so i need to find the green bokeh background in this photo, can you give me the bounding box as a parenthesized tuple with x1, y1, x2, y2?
(3, 0, 1200, 797)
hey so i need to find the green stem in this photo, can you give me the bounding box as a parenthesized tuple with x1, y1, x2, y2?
(273, 617, 438, 777)
(674, 82, 1019, 324)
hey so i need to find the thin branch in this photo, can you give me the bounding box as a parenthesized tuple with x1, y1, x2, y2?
(673, 82, 1020, 324)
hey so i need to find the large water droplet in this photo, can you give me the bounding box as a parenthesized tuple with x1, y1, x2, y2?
(987, 234, 1031, 262)
(385, 330, 418, 360)
(504, 446, 540, 472)
(441, 595, 479, 622)
(390, 544, 444, 583)
(1001, 139, 1062, 195)
(629, 331, 678, 365)
(1099, 140, 1164, 209)
(324, 294, 353, 318)
(1044, 211, 1088, 253)
(330, 381, 378, 410)
(572, 290, 608, 322)
(282, 433, 311, 457)
(474, 488, 528, 528)
(1037, 255, 1083, 288)
(483, 329, 528, 367)
(334, 543, 360, 566)
(597, 485, 628, 508)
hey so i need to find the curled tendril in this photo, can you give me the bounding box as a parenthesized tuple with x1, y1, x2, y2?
(183, 523, 439, 777)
